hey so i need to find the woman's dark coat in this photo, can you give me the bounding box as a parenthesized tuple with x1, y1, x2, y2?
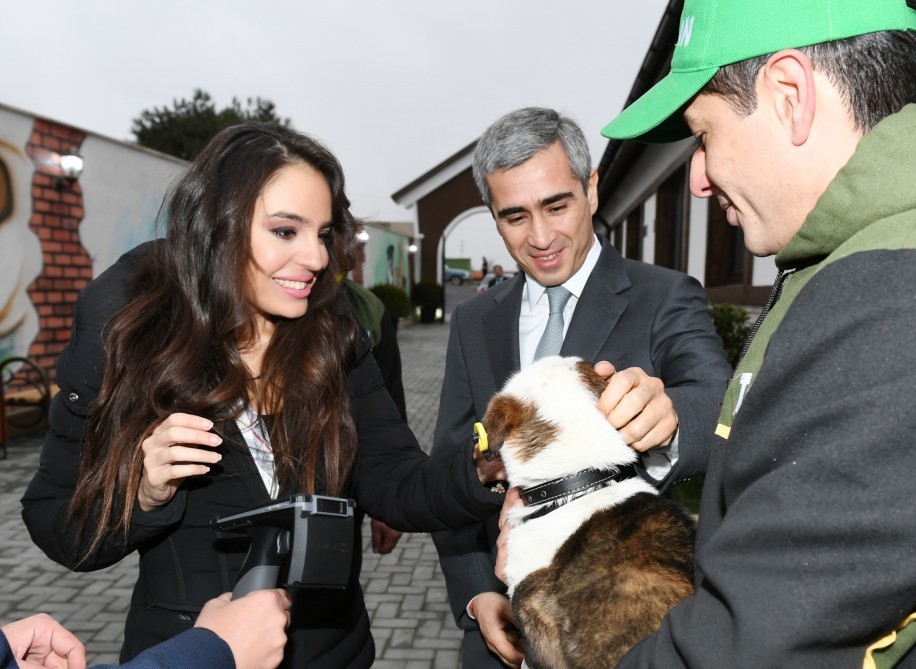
(21, 243, 499, 668)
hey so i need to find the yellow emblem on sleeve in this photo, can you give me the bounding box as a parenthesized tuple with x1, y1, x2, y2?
(473, 421, 489, 453)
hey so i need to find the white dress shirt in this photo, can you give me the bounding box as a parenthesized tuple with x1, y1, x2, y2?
(517, 234, 678, 481)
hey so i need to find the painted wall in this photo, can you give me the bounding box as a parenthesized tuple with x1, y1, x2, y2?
(80, 136, 184, 277)
(0, 108, 40, 364)
(361, 225, 413, 292)
(0, 104, 185, 381)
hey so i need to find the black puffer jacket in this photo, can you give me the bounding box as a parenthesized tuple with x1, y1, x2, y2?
(21, 242, 499, 668)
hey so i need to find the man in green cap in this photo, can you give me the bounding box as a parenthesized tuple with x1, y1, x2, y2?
(600, 0, 916, 666)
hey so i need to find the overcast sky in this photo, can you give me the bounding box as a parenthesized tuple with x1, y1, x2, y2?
(0, 0, 668, 222)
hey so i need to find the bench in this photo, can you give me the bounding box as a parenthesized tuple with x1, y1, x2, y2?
(1, 357, 53, 459)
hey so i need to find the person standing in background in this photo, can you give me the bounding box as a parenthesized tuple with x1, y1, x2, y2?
(486, 264, 510, 288)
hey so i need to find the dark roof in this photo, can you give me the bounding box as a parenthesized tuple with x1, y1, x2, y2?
(596, 0, 683, 204)
(391, 140, 477, 205)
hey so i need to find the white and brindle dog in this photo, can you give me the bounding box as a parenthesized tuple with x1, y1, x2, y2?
(480, 355, 695, 669)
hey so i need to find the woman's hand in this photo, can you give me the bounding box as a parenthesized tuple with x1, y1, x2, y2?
(370, 518, 403, 555)
(138, 413, 222, 512)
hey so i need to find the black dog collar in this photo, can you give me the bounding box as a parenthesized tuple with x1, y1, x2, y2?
(519, 465, 638, 522)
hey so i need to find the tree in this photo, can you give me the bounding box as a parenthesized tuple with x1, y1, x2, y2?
(132, 89, 291, 160)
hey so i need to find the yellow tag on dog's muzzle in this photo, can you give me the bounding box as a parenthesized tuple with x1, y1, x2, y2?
(473, 422, 489, 455)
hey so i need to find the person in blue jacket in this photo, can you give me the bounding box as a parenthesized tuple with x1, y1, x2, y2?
(0, 589, 290, 669)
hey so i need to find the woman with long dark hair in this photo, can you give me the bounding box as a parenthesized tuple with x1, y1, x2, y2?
(21, 122, 499, 668)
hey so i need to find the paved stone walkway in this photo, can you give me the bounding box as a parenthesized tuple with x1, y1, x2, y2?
(0, 320, 465, 668)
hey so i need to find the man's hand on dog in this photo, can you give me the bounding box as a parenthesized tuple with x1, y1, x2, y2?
(594, 361, 678, 451)
(495, 487, 522, 583)
(488, 488, 525, 666)
(474, 592, 524, 668)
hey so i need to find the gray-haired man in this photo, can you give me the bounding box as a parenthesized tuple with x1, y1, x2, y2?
(431, 107, 732, 667)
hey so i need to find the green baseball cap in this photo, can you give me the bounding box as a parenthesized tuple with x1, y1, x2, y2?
(601, 0, 916, 143)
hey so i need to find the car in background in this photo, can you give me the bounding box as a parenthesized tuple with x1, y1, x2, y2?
(444, 266, 472, 285)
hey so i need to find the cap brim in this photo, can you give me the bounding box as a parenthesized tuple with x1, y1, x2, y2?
(601, 67, 720, 143)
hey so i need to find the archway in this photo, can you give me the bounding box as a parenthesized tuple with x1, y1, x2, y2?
(437, 205, 520, 316)
(437, 205, 489, 281)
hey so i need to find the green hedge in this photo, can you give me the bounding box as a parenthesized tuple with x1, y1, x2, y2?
(369, 284, 412, 320)
(411, 280, 444, 309)
(710, 301, 752, 369)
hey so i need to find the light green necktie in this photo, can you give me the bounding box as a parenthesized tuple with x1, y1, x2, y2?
(533, 286, 572, 360)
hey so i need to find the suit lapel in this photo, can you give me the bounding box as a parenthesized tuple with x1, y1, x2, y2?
(483, 275, 523, 389)
(561, 243, 631, 363)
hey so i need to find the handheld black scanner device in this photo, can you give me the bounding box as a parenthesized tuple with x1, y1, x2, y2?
(211, 494, 356, 599)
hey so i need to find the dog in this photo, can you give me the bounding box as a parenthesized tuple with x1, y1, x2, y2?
(480, 356, 696, 669)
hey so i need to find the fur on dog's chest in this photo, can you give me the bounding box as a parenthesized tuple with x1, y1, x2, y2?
(512, 492, 695, 669)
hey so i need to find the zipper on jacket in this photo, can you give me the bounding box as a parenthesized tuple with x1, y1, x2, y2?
(734, 268, 794, 368)
(145, 602, 194, 622)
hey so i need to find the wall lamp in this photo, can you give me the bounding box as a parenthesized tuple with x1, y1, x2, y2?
(56, 153, 84, 189)
(355, 230, 370, 243)
(59, 153, 84, 179)
(408, 244, 418, 254)
(31, 147, 84, 189)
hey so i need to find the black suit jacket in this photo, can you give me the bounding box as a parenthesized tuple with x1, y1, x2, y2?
(430, 241, 733, 630)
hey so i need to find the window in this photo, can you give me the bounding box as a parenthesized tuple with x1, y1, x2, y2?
(624, 205, 643, 260)
(654, 166, 688, 271)
(705, 200, 747, 287)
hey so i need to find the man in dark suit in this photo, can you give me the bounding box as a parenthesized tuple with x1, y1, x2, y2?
(430, 107, 733, 667)
(486, 264, 510, 288)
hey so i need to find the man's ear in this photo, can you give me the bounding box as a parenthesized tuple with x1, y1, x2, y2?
(587, 168, 599, 215)
(761, 49, 816, 147)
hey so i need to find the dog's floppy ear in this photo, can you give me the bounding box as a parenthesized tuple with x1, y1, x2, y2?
(576, 360, 609, 401)
(483, 392, 558, 464)
(481, 393, 525, 456)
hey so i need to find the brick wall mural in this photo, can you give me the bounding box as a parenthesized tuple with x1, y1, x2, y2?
(25, 121, 91, 381)
(0, 105, 186, 385)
